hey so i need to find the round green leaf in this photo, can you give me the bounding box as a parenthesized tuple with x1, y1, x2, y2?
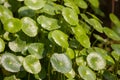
(0, 38, 5, 52)
(0, 5, 13, 23)
(87, 52, 106, 70)
(1, 53, 21, 72)
(50, 53, 72, 73)
(78, 65, 96, 80)
(48, 30, 69, 48)
(94, 47, 115, 65)
(75, 34, 90, 48)
(103, 27, 120, 40)
(8, 38, 26, 52)
(24, 0, 46, 10)
(89, 18, 103, 33)
(23, 55, 41, 74)
(28, 43, 44, 59)
(21, 17, 38, 37)
(74, 0, 88, 9)
(37, 15, 60, 31)
(62, 7, 78, 25)
(71, 24, 86, 36)
(4, 18, 22, 33)
(64, 0, 80, 14)
(18, 6, 35, 17)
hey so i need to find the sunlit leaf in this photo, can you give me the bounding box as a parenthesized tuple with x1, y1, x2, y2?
(62, 7, 78, 25)
(24, 0, 46, 10)
(76, 56, 86, 66)
(88, 0, 99, 8)
(40, 2, 63, 15)
(103, 27, 120, 40)
(66, 48, 74, 59)
(87, 52, 106, 70)
(78, 65, 96, 80)
(74, 0, 88, 9)
(37, 15, 60, 31)
(80, 14, 91, 25)
(75, 34, 90, 48)
(21, 17, 38, 37)
(71, 24, 86, 36)
(64, 69, 75, 79)
(23, 55, 41, 74)
(1, 53, 21, 72)
(8, 38, 26, 52)
(109, 13, 120, 27)
(4, 18, 22, 33)
(48, 30, 69, 49)
(0, 0, 5, 4)
(89, 18, 103, 33)
(93, 34, 105, 42)
(50, 53, 72, 73)
(0, 5, 13, 23)
(28, 43, 44, 59)
(0, 38, 5, 52)
(64, 0, 80, 14)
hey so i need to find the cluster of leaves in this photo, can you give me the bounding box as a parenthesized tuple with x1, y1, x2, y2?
(0, 0, 120, 80)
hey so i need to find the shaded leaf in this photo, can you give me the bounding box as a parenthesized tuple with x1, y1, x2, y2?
(18, 6, 35, 17)
(88, 0, 99, 8)
(111, 44, 120, 55)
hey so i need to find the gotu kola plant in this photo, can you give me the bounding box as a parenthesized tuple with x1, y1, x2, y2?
(0, 0, 120, 80)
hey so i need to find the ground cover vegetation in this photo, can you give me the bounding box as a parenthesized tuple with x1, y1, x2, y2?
(0, 0, 120, 80)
